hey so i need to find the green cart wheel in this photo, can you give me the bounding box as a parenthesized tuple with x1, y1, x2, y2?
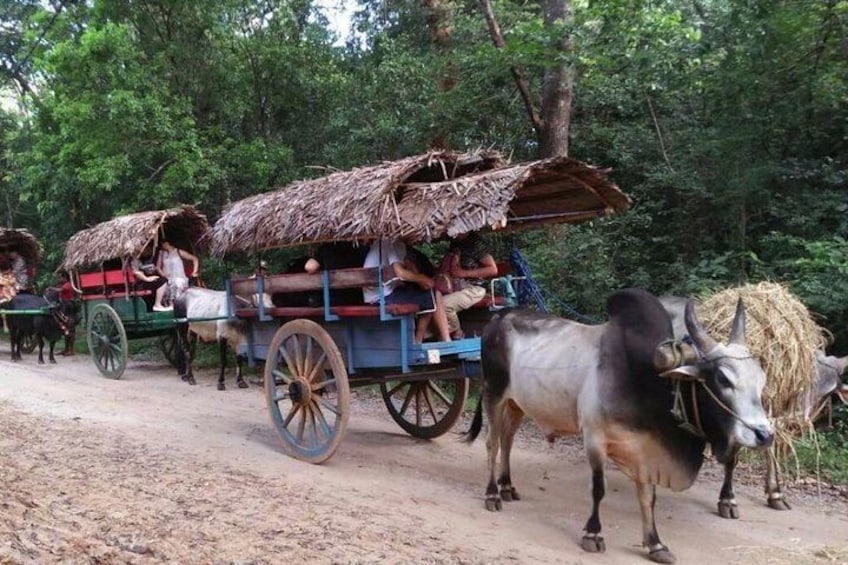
(380, 373, 469, 439)
(87, 303, 128, 379)
(264, 319, 350, 464)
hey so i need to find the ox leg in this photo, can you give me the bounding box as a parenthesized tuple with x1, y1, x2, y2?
(37, 335, 45, 364)
(637, 481, 675, 564)
(10, 330, 19, 361)
(217, 338, 227, 391)
(177, 326, 196, 386)
(235, 354, 248, 389)
(718, 453, 740, 519)
(48, 338, 57, 364)
(483, 396, 504, 512)
(581, 441, 607, 554)
(497, 400, 524, 502)
(765, 445, 790, 510)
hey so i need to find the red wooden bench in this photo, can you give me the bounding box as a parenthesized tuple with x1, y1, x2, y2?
(78, 268, 152, 300)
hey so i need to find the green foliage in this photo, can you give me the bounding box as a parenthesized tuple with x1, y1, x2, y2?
(794, 404, 848, 486)
(1, 0, 846, 351)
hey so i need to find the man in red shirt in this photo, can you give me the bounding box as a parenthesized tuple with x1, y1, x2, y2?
(58, 272, 78, 356)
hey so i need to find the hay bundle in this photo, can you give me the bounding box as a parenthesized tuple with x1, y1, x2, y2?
(698, 282, 828, 460)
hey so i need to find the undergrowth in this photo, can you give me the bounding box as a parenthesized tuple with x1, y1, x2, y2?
(794, 403, 848, 486)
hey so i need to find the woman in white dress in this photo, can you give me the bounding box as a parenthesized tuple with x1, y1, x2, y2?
(155, 240, 200, 310)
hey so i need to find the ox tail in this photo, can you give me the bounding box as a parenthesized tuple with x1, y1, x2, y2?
(462, 394, 484, 444)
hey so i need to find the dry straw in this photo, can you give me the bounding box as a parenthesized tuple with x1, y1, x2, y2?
(698, 281, 828, 470)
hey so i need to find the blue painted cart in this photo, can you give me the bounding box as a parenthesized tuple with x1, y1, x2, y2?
(60, 206, 209, 379)
(209, 151, 631, 463)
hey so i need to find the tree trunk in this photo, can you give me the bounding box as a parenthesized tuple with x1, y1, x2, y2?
(538, 0, 573, 157)
(479, 0, 573, 157)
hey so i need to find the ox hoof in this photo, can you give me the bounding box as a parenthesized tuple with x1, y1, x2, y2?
(484, 497, 502, 512)
(499, 486, 520, 502)
(718, 500, 739, 519)
(217, 382, 226, 391)
(767, 497, 791, 511)
(649, 547, 676, 564)
(580, 534, 605, 553)
(50, 359, 57, 364)
(237, 380, 249, 389)
(181, 374, 197, 385)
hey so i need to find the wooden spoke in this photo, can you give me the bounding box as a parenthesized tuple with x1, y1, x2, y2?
(427, 380, 453, 406)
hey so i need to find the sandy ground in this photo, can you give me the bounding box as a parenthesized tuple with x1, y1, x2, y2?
(0, 347, 847, 565)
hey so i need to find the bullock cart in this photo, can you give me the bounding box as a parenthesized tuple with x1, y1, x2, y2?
(60, 206, 209, 379)
(0, 227, 43, 353)
(208, 150, 631, 463)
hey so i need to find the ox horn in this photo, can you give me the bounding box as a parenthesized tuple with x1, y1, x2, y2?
(728, 297, 747, 346)
(685, 299, 718, 354)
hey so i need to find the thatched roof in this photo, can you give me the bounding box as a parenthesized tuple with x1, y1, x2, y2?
(209, 150, 630, 256)
(62, 206, 209, 269)
(0, 228, 41, 265)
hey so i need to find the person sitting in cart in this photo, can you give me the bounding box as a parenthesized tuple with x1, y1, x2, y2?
(438, 231, 499, 339)
(8, 250, 31, 293)
(130, 255, 170, 311)
(362, 238, 452, 344)
(0, 253, 17, 303)
(155, 240, 200, 306)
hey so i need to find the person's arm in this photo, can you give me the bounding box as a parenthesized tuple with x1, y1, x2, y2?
(179, 249, 200, 276)
(392, 261, 434, 290)
(452, 253, 498, 279)
(155, 252, 165, 277)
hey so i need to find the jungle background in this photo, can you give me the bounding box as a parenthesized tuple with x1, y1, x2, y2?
(2, 1, 847, 478)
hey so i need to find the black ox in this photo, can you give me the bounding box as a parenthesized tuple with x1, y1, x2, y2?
(464, 288, 774, 564)
(6, 290, 76, 364)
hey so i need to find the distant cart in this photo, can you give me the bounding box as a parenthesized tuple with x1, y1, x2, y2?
(61, 206, 209, 379)
(0, 227, 44, 353)
(208, 150, 631, 463)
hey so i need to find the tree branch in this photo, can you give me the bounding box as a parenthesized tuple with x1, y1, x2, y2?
(645, 93, 674, 172)
(477, 0, 542, 131)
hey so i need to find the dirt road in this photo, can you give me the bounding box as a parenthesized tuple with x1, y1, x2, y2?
(0, 351, 846, 564)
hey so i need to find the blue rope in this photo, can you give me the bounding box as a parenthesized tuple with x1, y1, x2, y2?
(509, 249, 602, 325)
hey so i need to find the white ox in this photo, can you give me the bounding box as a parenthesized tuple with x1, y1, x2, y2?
(173, 287, 271, 391)
(660, 295, 848, 517)
(465, 288, 774, 564)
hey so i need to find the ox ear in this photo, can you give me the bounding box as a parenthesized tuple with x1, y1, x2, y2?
(654, 340, 699, 372)
(685, 299, 718, 354)
(728, 297, 746, 346)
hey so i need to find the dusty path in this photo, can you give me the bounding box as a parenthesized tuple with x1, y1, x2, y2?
(0, 350, 846, 564)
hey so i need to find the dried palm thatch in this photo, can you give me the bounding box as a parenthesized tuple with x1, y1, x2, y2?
(0, 228, 41, 265)
(61, 206, 209, 270)
(698, 282, 829, 462)
(209, 150, 630, 256)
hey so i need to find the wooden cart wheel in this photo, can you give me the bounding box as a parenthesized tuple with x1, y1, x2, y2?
(87, 303, 128, 379)
(264, 319, 350, 464)
(21, 333, 37, 354)
(159, 330, 196, 368)
(380, 373, 469, 439)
